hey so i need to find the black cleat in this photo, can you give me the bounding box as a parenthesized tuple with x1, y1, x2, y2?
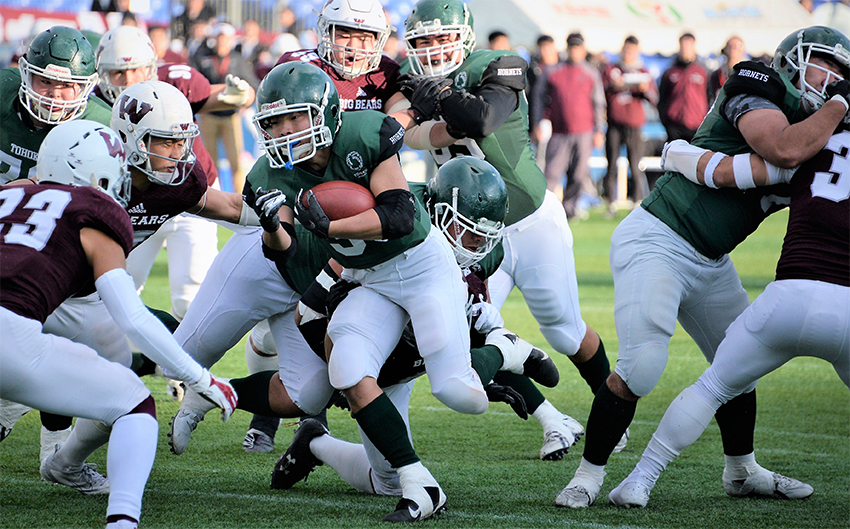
(270, 419, 328, 490)
(382, 487, 447, 523)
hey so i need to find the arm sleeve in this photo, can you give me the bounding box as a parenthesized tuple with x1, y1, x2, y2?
(377, 116, 406, 162)
(96, 268, 204, 384)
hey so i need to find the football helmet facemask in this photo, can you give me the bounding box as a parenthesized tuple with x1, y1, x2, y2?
(36, 119, 132, 207)
(426, 157, 507, 268)
(96, 26, 158, 104)
(111, 80, 198, 186)
(773, 25, 850, 113)
(404, 0, 475, 77)
(317, 0, 391, 78)
(19, 26, 98, 125)
(253, 62, 341, 169)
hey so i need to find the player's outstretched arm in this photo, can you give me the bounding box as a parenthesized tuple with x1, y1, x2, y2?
(662, 139, 797, 189)
(189, 188, 260, 227)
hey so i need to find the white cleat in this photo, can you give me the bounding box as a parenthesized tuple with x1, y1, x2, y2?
(383, 463, 447, 523)
(485, 328, 559, 387)
(40, 448, 110, 495)
(243, 428, 275, 454)
(167, 386, 216, 455)
(555, 468, 604, 508)
(39, 426, 72, 465)
(723, 466, 813, 500)
(0, 399, 32, 441)
(540, 415, 583, 461)
(612, 427, 630, 453)
(609, 479, 651, 508)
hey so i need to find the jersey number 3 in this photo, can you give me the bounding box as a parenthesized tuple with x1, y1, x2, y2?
(0, 188, 71, 251)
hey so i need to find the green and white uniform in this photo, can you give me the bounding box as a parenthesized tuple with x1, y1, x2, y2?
(611, 60, 803, 397)
(404, 50, 589, 357)
(0, 68, 112, 183)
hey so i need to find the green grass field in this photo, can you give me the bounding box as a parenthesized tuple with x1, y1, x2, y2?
(1, 209, 848, 528)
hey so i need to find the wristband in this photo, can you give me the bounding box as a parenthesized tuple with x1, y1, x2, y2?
(703, 152, 726, 189)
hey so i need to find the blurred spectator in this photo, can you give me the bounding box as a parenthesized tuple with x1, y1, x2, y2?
(238, 19, 267, 69)
(658, 32, 708, 142)
(149, 25, 187, 65)
(121, 11, 139, 27)
(531, 32, 606, 220)
(278, 5, 297, 33)
(708, 36, 746, 102)
(192, 22, 260, 194)
(254, 32, 299, 80)
(91, 0, 129, 12)
(173, 0, 216, 45)
(384, 31, 405, 62)
(601, 35, 658, 210)
(527, 34, 560, 138)
(186, 18, 213, 59)
(488, 30, 511, 51)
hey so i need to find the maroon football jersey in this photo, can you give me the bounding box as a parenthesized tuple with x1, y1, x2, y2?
(125, 164, 208, 249)
(0, 184, 134, 323)
(276, 49, 401, 112)
(775, 133, 850, 287)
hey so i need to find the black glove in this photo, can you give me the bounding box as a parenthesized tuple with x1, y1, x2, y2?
(294, 189, 330, 238)
(826, 79, 850, 112)
(485, 382, 528, 420)
(397, 73, 427, 99)
(327, 279, 360, 316)
(408, 76, 454, 124)
(253, 187, 286, 233)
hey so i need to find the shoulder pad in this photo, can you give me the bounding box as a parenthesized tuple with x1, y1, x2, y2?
(722, 61, 786, 108)
(480, 54, 528, 92)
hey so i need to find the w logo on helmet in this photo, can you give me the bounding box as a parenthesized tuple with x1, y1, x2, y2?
(117, 94, 153, 124)
(99, 130, 126, 161)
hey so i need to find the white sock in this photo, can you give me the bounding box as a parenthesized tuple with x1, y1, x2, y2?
(724, 452, 761, 476)
(531, 400, 562, 430)
(310, 433, 375, 494)
(105, 413, 158, 523)
(574, 457, 606, 484)
(53, 419, 111, 467)
(244, 338, 279, 374)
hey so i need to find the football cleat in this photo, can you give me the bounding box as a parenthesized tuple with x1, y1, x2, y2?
(40, 447, 110, 495)
(555, 467, 605, 508)
(167, 386, 215, 455)
(0, 399, 32, 441)
(270, 419, 328, 489)
(383, 463, 447, 523)
(612, 427, 630, 454)
(722, 466, 814, 500)
(243, 428, 275, 454)
(39, 426, 72, 465)
(541, 413, 584, 461)
(485, 328, 560, 387)
(608, 479, 651, 508)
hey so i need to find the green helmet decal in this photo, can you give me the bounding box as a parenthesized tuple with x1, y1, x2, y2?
(772, 26, 850, 113)
(19, 26, 99, 124)
(426, 157, 507, 268)
(404, 0, 476, 77)
(253, 62, 341, 169)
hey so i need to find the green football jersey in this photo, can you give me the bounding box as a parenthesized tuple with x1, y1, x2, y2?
(0, 68, 112, 183)
(401, 51, 546, 226)
(642, 62, 805, 259)
(245, 110, 430, 270)
(275, 223, 334, 295)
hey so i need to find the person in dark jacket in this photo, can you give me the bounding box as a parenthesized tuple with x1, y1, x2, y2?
(657, 32, 709, 142)
(708, 36, 746, 103)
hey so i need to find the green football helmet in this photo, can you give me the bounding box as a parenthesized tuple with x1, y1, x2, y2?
(426, 157, 507, 268)
(404, 0, 476, 77)
(19, 26, 98, 124)
(772, 26, 850, 113)
(252, 62, 341, 169)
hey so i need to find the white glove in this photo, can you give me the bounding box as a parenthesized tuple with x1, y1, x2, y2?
(469, 301, 504, 334)
(217, 74, 251, 107)
(186, 370, 238, 422)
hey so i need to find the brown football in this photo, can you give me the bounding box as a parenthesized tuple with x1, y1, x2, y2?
(301, 181, 377, 221)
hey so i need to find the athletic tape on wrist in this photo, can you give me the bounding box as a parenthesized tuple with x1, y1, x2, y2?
(830, 94, 850, 113)
(732, 154, 756, 189)
(703, 152, 726, 189)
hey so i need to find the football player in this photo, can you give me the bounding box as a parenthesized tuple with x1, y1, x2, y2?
(0, 120, 235, 528)
(398, 0, 618, 456)
(168, 62, 554, 522)
(269, 156, 580, 498)
(608, 130, 849, 507)
(556, 25, 850, 508)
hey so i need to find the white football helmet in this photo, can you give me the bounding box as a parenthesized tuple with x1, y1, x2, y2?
(111, 80, 198, 186)
(317, 0, 391, 78)
(36, 119, 132, 207)
(95, 26, 158, 104)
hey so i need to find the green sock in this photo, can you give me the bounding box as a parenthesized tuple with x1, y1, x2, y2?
(575, 338, 610, 394)
(353, 392, 419, 468)
(493, 371, 546, 413)
(470, 344, 503, 384)
(229, 371, 276, 416)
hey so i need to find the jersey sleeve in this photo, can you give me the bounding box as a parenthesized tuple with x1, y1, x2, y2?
(73, 188, 135, 256)
(720, 61, 786, 111)
(722, 93, 782, 129)
(377, 115, 405, 163)
(478, 54, 528, 92)
(158, 63, 212, 114)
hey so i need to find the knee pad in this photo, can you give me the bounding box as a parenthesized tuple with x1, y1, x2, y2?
(430, 377, 488, 415)
(616, 343, 669, 397)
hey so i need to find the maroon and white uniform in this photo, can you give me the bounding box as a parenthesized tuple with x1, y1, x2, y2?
(0, 183, 150, 425)
(276, 49, 401, 112)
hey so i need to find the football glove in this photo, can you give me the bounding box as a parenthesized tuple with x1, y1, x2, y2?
(253, 187, 286, 232)
(295, 189, 331, 238)
(468, 300, 504, 334)
(826, 79, 850, 119)
(485, 382, 528, 420)
(408, 76, 454, 124)
(187, 370, 238, 422)
(217, 74, 252, 107)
